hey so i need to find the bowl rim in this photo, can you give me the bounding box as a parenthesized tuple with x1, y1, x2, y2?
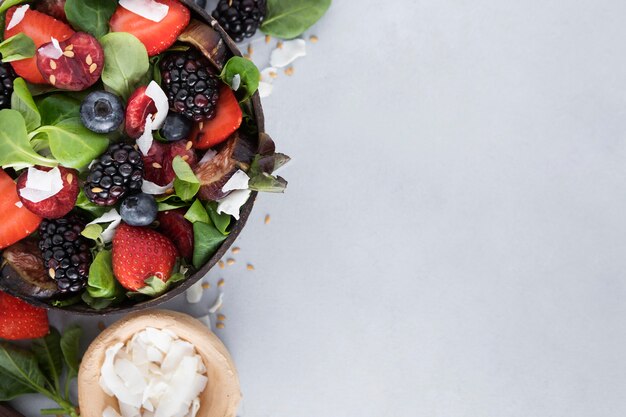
(0, 0, 263, 315)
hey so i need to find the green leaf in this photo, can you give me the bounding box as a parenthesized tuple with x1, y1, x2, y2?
(36, 117, 109, 169)
(184, 199, 209, 224)
(192, 221, 227, 269)
(174, 179, 200, 201)
(220, 57, 260, 101)
(131, 273, 186, 298)
(0, 368, 36, 401)
(0, 342, 47, 392)
(50, 296, 82, 308)
(60, 325, 82, 378)
(81, 224, 103, 241)
(0, 33, 35, 62)
(87, 250, 124, 299)
(100, 32, 150, 101)
(172, 156, 200, 201)
(11, 77, 41, 131)
(261, 0, 331, 39)
(0, 109, 57, 169)
(38, 95, 81, 126)
(32, 328, 63, 392)
(76, 189, 108, 218)
(64, 0, 117, 38)
(248, 173, 288, 193)
(206, 201, 232, 235)
(0, 0, 29, 14)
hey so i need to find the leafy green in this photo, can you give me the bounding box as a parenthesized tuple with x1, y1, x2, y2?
(32, 328, 63, 392)
(0, 369, 36, 401)
(248, 172, 288, 193)
(130, 273, 186, 298)
(0, 33, 35, 62)
(100, 32, 150, 100)
(11, 77, 41, 131)
(0, 109, 56, 169)
(192, 221, 227, 269)
(0, 342, 48, 392)
(64, 0, 117, 38)
(261, 0, 331, 39)
(35, 118, 109, 169)
(220, 57, 260, 101)
(206, 201, 232, 235)
(184, 199, 209, 224)
(76, 189, 108, 218)
(60, 325, 82, 379)
(172, 156, 200, 201)
(87, 250, 124, 300)
(0, 0, 29, 14)
(38, 95, 81, 126)
(81, 224, 103, 241)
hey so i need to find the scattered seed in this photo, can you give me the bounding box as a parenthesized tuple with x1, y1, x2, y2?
(217, 278, 225, 287)
(226, 258, 235, 266)
(264, 214, 271, 224)
(97, 321, 106, 331)
(91, 187, 103, 193)
(284, 67, 294, 76)
(310, 35, 319, 43)
(48, 268, 55, 278)
(269, 71, 278, 79)
(199, 121, 204, 130)
(49, 75, 56, 85)
(218, 260, 225, 269)
(216, 322, 225, 329)
(231, 247, 240, 254)
(67, 173, 74, 184)
(247, 44, 253, 56)
(63, 50, 75, 58)
(201, 283, 210, 289)
(152, 162, 162, 169)
(182, 155, 189, 161)
(86, 54, 93, 65)
(186, 141, 193, 150)
(247, 264, 255, 271)
(65, 44, 74, 51)
(165, 188, 175, 195)
(277, 41, 283, 49)
(217, 314, 226, 321)
(49, 60, 57, 70)
(89, 63, 97, 73)
(265, 35, 271, 44)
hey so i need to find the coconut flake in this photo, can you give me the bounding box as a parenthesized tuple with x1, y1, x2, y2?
(103, 406, 123, 417)
(208, 292, 224, 314)
(145, 327, 173, 353)
(38, 36, 64, 59)
(137, 116, 155, 156)
(198, 150, 217, 165)
(119, 0, 169, 22)
(145, 81, 169, 128)
(270, 39, 306, 68)
(260, 67, 278, 83)
(6, 5, 28, 30)
(100, 343, 143, 407)
(231, 74, 241, 91)
(186, 280, 204, 304)
(186, 398, 201, 417)
(258, 82, 273, 98)
(87, 209, 122, 243)
(142, 180, 174, 195)
(221, 169, 249, 193)
(216, 189, 251, 220)
(161, 340, 194, 373)
(14, 201, 23, 208)
(19, 167, 64, 203)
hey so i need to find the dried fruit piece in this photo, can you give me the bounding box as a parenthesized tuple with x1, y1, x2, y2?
(1, 239, 59, 300)
(17, 166, 80, 219)
(36, 32, 104, 91)
(178, 19, 228, 71)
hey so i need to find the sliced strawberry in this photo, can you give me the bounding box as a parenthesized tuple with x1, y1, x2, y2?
(16, 166, 79, 219)
(126, 86, 157, 138)
(157, 209, 194, 261)
(112, 223, 178, 291)
(4, 5, 74, 84)
(190, 86, 242, 150)
(109, 0, 191, 57)
(35, 0, 68, 23)
(37, 32, 104, 91)
(0, 291, 49, 340)
(0, 169, 42, 250)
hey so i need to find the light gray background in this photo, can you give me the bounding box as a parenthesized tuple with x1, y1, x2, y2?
(12, 0, 626, 416)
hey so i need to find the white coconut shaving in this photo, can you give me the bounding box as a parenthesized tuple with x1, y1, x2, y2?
(208, 292, 224, 314)
(142, 180, 173, 195)
(231, 74, 241, 91)
(260, 67, 278, 83)
(198, 150, 217, 165)
(87, 209, 122, 243)
(14, 201, 23, 208)
(137, 116, 155, 156)
(100, 328, 208, 417)
(221, 169, 249, 193)
(119, 0, 169, 22)
(39, 37, 64, 59)
(19, 167, 64, 203)
(185, 280, 204, 304)
(6, 4, 28, 31)
(216, 189, 251, 220)
(258, 82, 273, 98)
(270, 39, 306, 68)
(145, 81, 169, 128)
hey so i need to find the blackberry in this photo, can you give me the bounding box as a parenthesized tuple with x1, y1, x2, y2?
(84, 143, 143, 206)
(160, 50, 220, 122)
(0, 60, 16, 110)
(212, 0, 266, 43)
(39, 214, 93, 294)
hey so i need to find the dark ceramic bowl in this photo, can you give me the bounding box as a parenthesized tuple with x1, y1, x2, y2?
(0, 0, 262, 315)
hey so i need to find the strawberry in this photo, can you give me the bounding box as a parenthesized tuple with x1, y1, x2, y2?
(190, 86, 242, 150)
(0, 169, 42, 250)
(109, 0, 191, 57)
(35, 0, 68, 23)
(0, 291, 49, 340)
(16, 166, 79, 219)
(112, 223, 178, 291)
(4, 5, 74, 84)
(125, 86, 157, 138)
(157, 209, 194, 261)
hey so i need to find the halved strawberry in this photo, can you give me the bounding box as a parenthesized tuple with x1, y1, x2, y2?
(126, 86, 157, 138)
(157, 209, 194, 261)
(0, 291, 49, 340)
(190, 86, 242, 150)
(109, 0, 191, 57)
(4, 5, 74, 84)
(16, 166, 80, 219)
(0, 170, 42, 250)
(112, 223, 178, 291)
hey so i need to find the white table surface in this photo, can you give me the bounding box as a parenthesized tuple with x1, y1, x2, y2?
(12, 0, 626, 416)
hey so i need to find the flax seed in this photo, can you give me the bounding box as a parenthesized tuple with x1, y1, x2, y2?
(91, 187, 103, 193)
(284, 67, 294, 76)
(202, 283, 210, 289)
(216, 322, 225, 329)
(226, 258, 235, 266)
(165, 188, 175, 195)
(247, 44, 253, 56)
(50, 60, 57, 69)
(65, 44, 74, 51)
(217, 314, 226, 321)
(265, 35, 271, 44)
(182, 155, 189, 161)
(67, 173, 74, 184)
(218, 278, 225, 287)
(186, 141, 193, 150)
(218, 260, 225, 269)
(231, 247, 240, 254)
(89, 63, 97, 73)
(63, 50, 75, 58)
(247, 264, 255, 271)
(310, 35, 319, 43)
(49, 75, 56, 85)
(152, 162, 162, 169)
(264, 214, 271, 224)
(49, 268, 55, 278)
(277, 41, 283, 49)
(86, 54, 93, 65)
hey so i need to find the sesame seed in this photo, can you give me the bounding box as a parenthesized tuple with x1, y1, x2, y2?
(50, 60, 57, 69)
(182, 155, 189, 161)
(186, 141, 193, 150)
(63, 50, 75, 58)
(48, 268, 55, 278)
(247, 264, 255, 271)
(89, 63, 97, 73)
(226, 258, 235, 266)
(152, 162, 162, 169)
(310, 35, 319, 43)
(265, 35, 271, 44)
(218, 278, 225, 287)
(269, 71, 278, 79)
(264, 214, 271, 224)
(217, 314, 226, 321)
(49, 75, 56, 85)
(86, 54, 93, 65)
(165, 188, 175, 195)
(65, 44, 74, 51)
(67, 173, 74, 184)
(91, 187, 103, 193)
(231, 247, 240, 254)
(202, 283, 210, 289)
(218, 260, 225, 269)
(216, 322, 225, 329)
(284, 67, 294, 76)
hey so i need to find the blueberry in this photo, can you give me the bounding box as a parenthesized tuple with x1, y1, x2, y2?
(160, 113, 193, 142)
(80, 91, 124, 134)
(120, 193, 158, 226)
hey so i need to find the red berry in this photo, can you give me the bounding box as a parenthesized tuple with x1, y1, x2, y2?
(126, 86, 157, 138)
(4, 5, 74, 84)
(109, 0, 190, 57)
(36, 32, 104, 91)
(0, 169, 42, 250)
(112, 223, 178, 291)
(190, 86, 242, 150)
(0, 291, 49, 340)
(143, 140, 198, 186)
(157, 209, 194, 262)
(16, 166, 79, 219)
